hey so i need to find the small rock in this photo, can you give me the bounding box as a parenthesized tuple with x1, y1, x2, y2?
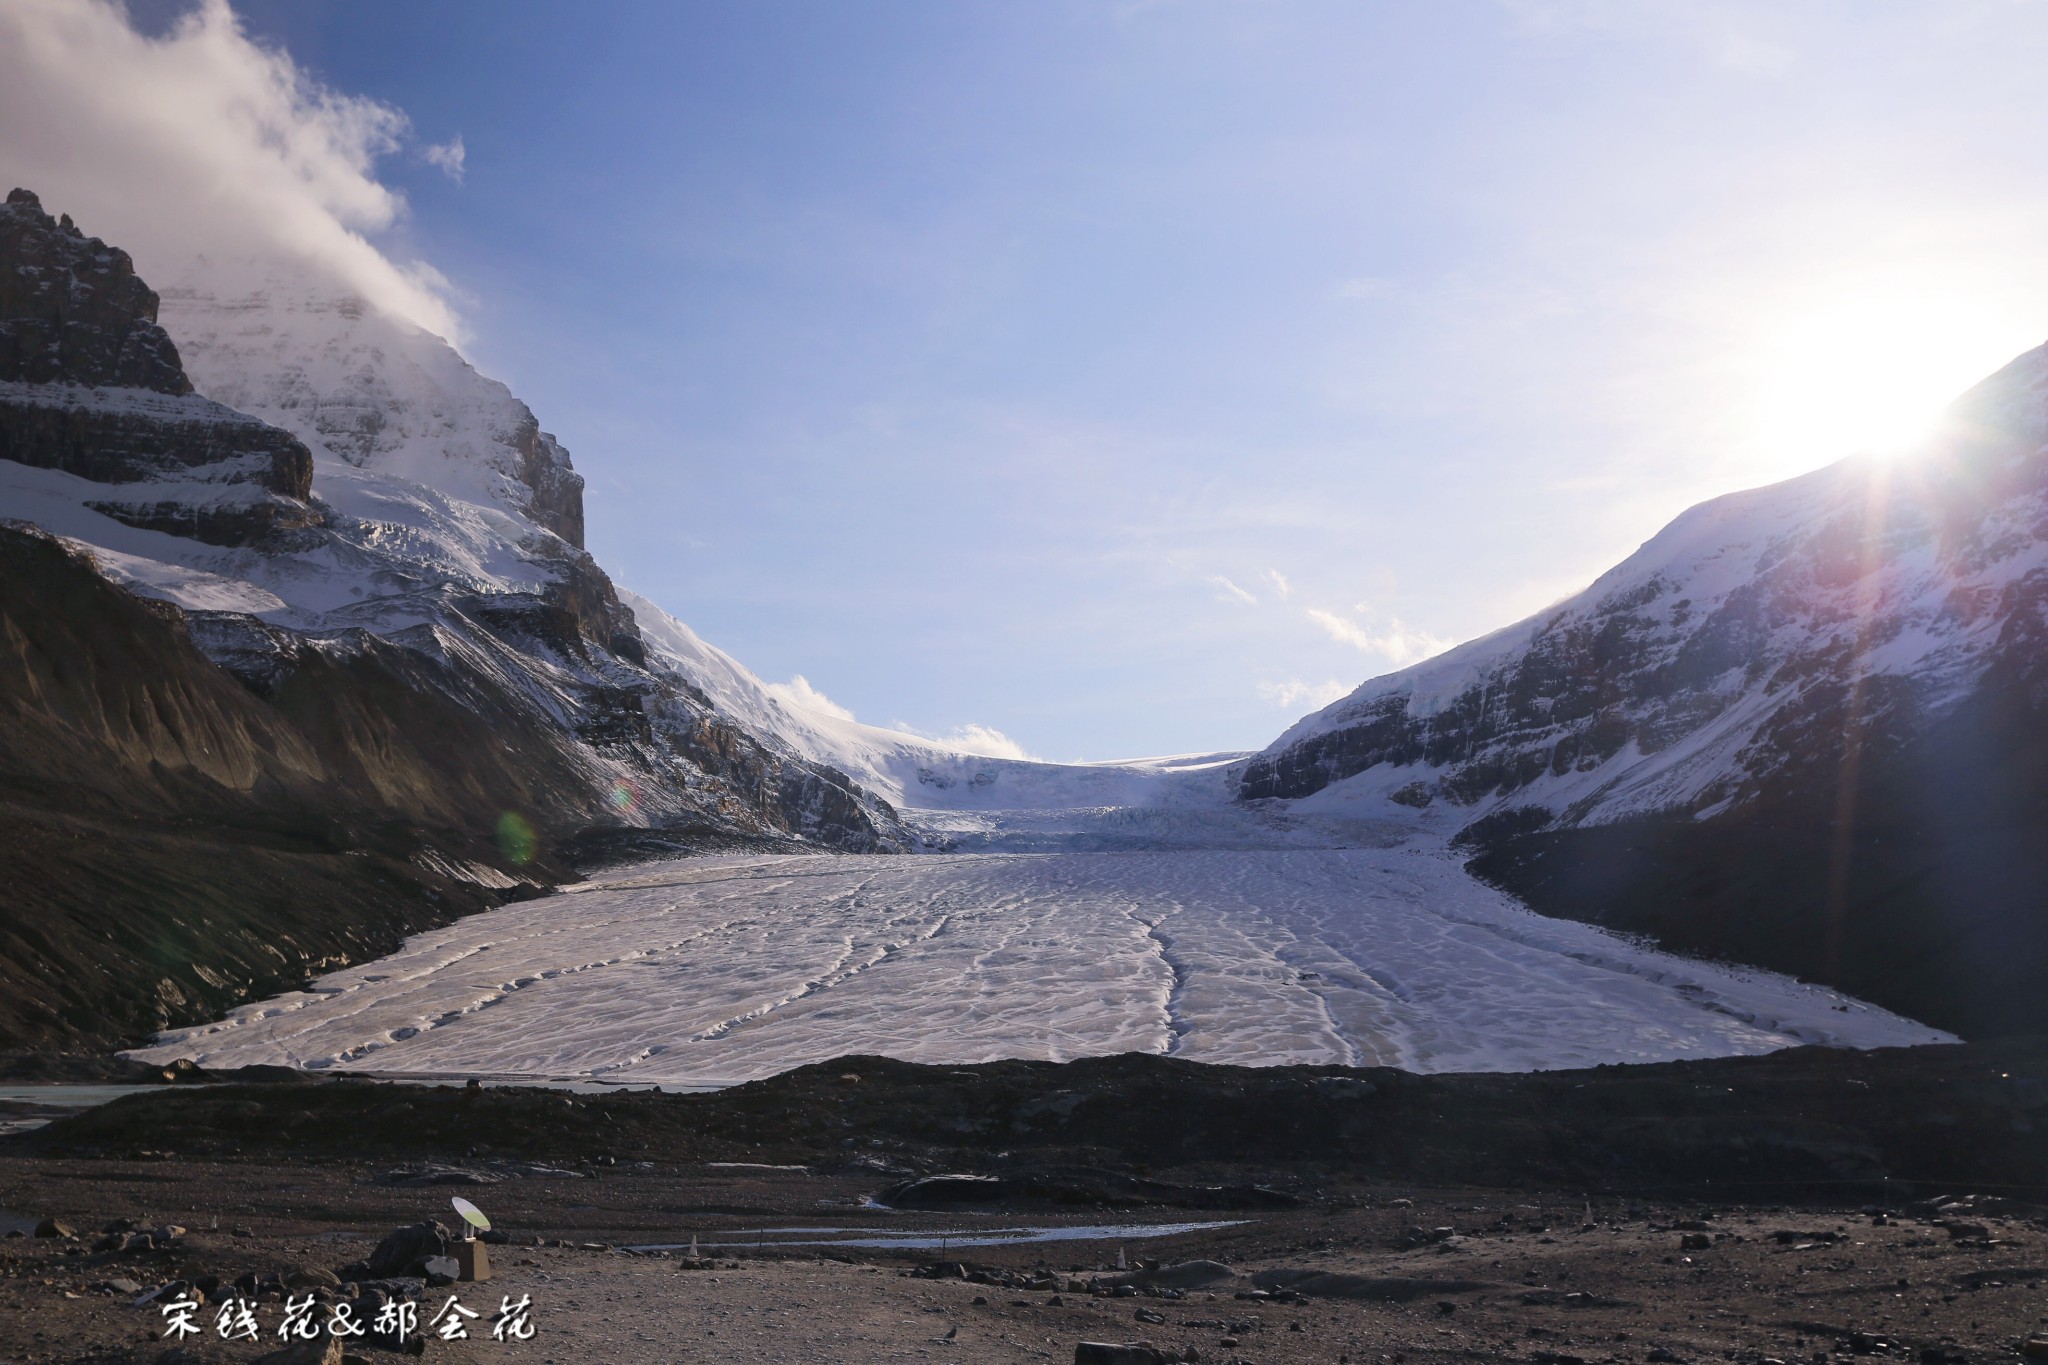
(286, 1267, 342, 1289)
(1134, 1307, 1165, 1324)
(2019, 1339, 2048, 1362)
(1679, 1233, 1712, 1251)
(105, 1277, 144, 1294)
(32, 1217, 73, 1238)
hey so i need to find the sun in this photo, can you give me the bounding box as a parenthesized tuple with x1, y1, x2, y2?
(1746, 284, 2038, 479)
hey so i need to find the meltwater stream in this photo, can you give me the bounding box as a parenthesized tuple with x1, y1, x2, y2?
(627, 1220, 1249, 1253)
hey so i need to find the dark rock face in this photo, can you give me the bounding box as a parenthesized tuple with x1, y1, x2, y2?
(0, 386, 311, 496)
(512, 412, 586, 548)
(1468, 648, 2048, 1040)
(0, 189, 314, 543)
(0, 188, 188, 392)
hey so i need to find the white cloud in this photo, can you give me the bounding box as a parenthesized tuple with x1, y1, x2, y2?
(421, 135, 466, 184)
(1306, 607, 1452, 666)
(0, 0, 463, 339)
(889, 719, 1034, 761)
(1257, 678, 1350, 710)
(1208, 574, 1257, 605)
(765, 674, 855, 721)
(1264, 567, 1292, 598)
(939, 723, 1032, 761)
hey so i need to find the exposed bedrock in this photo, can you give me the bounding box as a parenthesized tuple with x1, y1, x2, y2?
(0, 188, 314, 543)
(0, 188, 188, 393)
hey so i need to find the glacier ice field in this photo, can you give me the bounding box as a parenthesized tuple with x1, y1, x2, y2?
(132, 847, 1951, 1085)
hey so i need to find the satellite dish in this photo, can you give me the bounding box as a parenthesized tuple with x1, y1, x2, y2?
(450, 1197, 491, 1233)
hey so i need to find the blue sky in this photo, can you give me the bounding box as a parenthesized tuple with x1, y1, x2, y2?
(20, 1, 2048, 758)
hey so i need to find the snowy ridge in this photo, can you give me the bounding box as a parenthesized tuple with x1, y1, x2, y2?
(1248, 340, 2048, 834)
(622, 585, 1248, 820)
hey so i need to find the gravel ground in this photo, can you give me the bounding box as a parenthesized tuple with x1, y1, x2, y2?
(4, 1155, 2048, 1364)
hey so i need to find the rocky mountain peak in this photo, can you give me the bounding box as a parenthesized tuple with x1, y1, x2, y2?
(0, 190, 315, 546)
(0, 188, 191, 394)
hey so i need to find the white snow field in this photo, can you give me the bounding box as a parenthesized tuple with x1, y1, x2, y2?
(130, 847, 1951, 1087)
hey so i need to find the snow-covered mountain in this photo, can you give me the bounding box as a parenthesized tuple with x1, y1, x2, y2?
(0, 189, 923, 1047)
(10, 178, 2043, 1065)
(1243, 344, 2048, 1037)
(2, 189, 919, 851)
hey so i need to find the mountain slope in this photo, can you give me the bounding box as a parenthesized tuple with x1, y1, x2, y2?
(620, 586, 1253, 838)
(1242, 343, 2048, 1037)
(0, 191, 913, 1051)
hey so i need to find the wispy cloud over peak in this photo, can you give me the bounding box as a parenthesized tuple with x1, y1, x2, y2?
(889, 719, 1034, 761)
(1258, 678, 1350, 710)
(1306, 606, 1451, 667)
(765, 674, 855, 720)
(0, 0, 464, 339)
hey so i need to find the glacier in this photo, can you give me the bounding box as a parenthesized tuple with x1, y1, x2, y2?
(128, 843, 1951, 1086)
(0, 200, 1978, 1077)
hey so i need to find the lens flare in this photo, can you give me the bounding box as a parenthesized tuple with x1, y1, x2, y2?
(495, 811, 538, 865)
(1745, 283, 2033, 480)
(608, 780, 640, 814)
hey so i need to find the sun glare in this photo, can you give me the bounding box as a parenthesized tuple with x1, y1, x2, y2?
(1747, 287, 2032, 480)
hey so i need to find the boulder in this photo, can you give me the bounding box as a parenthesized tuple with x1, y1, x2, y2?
(367, 1222, 451, 1278)
(1074, 1345, 1186, 1365)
